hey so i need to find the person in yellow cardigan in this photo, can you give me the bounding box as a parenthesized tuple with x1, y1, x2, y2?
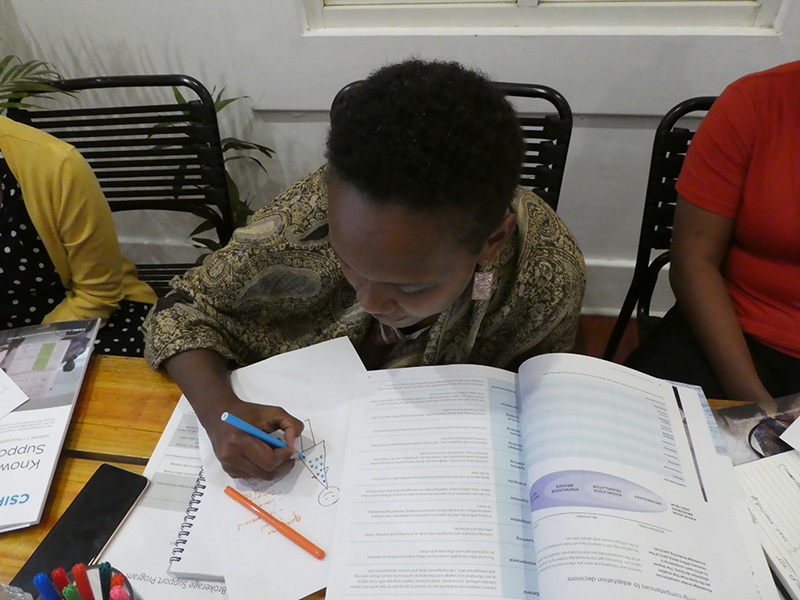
(0, 115, 156, 355)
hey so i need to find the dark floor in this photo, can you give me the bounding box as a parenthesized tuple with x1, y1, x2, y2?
(573, 315, 639, 364)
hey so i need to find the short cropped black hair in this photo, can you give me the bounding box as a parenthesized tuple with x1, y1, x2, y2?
(325, 59, 524, 252)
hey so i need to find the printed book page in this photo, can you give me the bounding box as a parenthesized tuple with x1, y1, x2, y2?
(0, 319, 99, 532)
(736, 451, 800, 600)
(518, 353, 776, 600)
(326, 363, 537, 599)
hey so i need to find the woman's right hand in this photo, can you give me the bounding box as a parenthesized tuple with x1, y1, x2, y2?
(670, 197, 773, 403)
(163, 348, 304, 479)
(203, 399, 305, 479)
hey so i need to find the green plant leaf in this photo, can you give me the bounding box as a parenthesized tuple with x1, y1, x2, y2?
(191, 237, 221, 250)
(225, 171, 240, 204)
(211, 87, 246, 114)
(220, 137, 275, 158)
(224, 154, 270, 177)
(183, 86, 274, 248)
(0, 56, 15, 76)
(172, 86, 188, 105)
(0, 55, 70, 114)
(188, 220, 217, 237)
(231, 196, 254, 227)
(214, 96, 242, 113)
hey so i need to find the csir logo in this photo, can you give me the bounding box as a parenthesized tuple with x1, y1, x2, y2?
(0, 493, 30, 507)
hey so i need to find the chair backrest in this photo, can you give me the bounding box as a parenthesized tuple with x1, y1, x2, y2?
(602, 96, 716, 361)
(330, 80, 573, 212)
(7, 74, 232, 297)
(494, 82, 572, 211)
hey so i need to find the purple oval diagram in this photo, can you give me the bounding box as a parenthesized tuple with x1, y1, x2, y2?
(530, 469, 666, 513)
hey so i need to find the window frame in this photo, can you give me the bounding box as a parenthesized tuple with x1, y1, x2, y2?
(303, 0, 782, 31)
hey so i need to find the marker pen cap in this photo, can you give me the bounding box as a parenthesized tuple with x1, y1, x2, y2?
(33, 565, 136, 600)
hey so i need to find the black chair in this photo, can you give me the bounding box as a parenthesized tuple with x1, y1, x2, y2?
(7, 74, 232, 297)
(330, 80, 573, 212)
(494, 82, 572, 212)
(602, 96, 716, 361)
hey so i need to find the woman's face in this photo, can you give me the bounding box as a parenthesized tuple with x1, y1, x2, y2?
(327, 175, 511, 330)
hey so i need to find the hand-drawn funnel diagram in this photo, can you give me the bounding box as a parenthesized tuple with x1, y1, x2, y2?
(298, 419, 340, 506)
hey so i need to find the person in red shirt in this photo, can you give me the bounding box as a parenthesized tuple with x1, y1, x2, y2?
(626, 61, 800, 402)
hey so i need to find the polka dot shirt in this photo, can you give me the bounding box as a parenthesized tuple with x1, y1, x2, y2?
(0, 153, 150, 356)
(0, 153, 66, 330)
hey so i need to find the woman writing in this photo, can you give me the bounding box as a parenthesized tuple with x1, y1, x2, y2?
(144, 59, 586, 479)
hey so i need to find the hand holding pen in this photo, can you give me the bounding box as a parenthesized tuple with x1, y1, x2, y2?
(221, 412, 306, 459)
(209, 400, 304, 480)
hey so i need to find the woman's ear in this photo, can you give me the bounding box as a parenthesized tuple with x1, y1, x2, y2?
(477, 212, 517, 266)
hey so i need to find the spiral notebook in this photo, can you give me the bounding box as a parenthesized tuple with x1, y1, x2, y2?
(167, 467, 225, 581)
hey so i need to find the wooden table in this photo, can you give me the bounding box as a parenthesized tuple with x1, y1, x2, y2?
(0, 355, 325, 599)
(64, 355, 181, 464)
(0, 356, 176, 584)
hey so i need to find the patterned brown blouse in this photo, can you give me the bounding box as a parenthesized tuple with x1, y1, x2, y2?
(143, 166, 585, 371)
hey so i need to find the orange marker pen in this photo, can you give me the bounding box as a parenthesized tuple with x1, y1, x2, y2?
(223, 486, 326, 560)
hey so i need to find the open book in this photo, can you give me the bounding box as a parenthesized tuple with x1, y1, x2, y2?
(0, 319, 99, 532)
(326, 352, 779, 600)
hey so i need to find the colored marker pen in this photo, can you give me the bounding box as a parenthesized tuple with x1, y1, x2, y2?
(224, 485, 325, 559)
(62, 583, 85, 600)
(51, 567, 70, 592)
(109, 586, 131, 600)
(71, 564, 94, 600)
(33, 573, 61, 600)
(98, 562, 112, 600)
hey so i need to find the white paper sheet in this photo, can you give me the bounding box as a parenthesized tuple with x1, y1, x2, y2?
(0, 366, 28, 420)
(780, 418, 800, 451)
(737, 451, 800, 600)
(198, 337, 366, 600)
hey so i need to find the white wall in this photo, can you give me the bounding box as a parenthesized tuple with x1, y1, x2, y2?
(2, 1, 799, 315)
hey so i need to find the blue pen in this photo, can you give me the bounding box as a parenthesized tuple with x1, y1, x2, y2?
(33, 572, 61, 600)
(220, 412, 305, 459)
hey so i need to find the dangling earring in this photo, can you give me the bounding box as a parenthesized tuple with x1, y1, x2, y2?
(471, 268, 494, 301)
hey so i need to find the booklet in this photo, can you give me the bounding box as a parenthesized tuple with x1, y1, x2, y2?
(326, 352, 779, 600)
(101, 396, 228, 600)
(0, 319, 100, 532)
